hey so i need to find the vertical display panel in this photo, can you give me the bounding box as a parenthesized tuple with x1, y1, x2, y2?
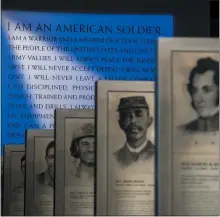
(3, 145, 25, 216)
(55, 109, 95, 215)
(158, 37, 219, 216)
(96, 80, 155, 215)
(25, 130, 54, 216)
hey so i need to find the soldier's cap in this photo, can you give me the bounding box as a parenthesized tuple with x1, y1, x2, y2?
(73, 122, 95, 141)
(117, 96, 149, 111)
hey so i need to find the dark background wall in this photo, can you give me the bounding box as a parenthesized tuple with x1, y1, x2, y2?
(2, 0, 219, 37)
(210, 0, 219, 37)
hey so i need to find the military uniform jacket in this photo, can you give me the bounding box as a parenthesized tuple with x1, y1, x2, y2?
(181, 112, 219, 133)
(114, 140, 154, 168)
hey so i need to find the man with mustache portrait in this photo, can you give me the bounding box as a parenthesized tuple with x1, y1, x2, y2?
(114, 96, 154, 168)
(179, 57, 219, 133)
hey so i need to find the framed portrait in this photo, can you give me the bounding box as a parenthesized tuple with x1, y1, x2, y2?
(25, 130, 54, 216)
(55, 109, 95, 216)
(3, 145, 25, 216)
(158, 38, 219, 216)
(96, 80, 155, 216)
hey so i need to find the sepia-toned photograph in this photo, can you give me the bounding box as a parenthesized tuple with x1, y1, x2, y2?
(12, 155, 25, 193)
(34, 137, 55, 216)
(177, 56, 219, 133)
(67, 121, 95, 184)
(172, 52, 219, 153)
(171, 51, 219, 215)
(25, 130, 54, 216)
(36, 140, 55, 188)
(3, 145, 25, 216)
(109, 93, 155, 172)
(158, 38, 219, 216)
(172, 51, 219, 152)
(55, 109, 95, 216)
(96, 81, 155, 216)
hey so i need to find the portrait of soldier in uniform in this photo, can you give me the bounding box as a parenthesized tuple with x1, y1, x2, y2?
(12, 155, 25, 193)
(179, 57, 219, 133)
(114, 96, 154, 168)
(70, 122, 95, 182)
(36, 141, 55, 187)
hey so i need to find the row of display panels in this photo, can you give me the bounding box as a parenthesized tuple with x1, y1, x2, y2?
(2, 37, 219, 216)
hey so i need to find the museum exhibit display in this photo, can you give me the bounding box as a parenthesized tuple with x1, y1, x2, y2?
(158, 37, 219, 216)
(96, 80, 155, 216)
(25, 129, 54, 216)
(0, 0, 215, 214)
(55, 109, 95, 216)
(3, 145, 25, 216)
(0, 0, 209, 156)
(1, 10, 173, 152)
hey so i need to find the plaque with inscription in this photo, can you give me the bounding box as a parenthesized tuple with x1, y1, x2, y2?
(25, 130, 54, 216)
(3, 145, 25, 216)
(2, 10, 173, 151)
(158, 38, 219, 216)
(96, 80, 155, 216)
(55, 109, 95, 216)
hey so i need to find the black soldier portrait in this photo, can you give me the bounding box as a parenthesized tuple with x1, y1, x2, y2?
(114, 96, 154, 168)
(179, 57, 219, 133)
(36, 141, 55, 187)
(10, 154, 25, 216)
(70, 122, 95, 183)
(12, 155, 25, 193)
